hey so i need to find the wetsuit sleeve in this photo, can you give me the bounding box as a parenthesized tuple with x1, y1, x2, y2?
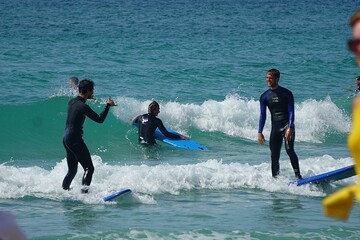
(258, 94, 267, 133)
(132, 115, 141, 126)
(156, 118, 182, 140)
(287, 91, 295, 129)
(84, 104, 110, 123)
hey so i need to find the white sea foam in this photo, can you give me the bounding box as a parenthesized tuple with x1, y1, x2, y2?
(0, 155, 355, 204)
(112, 95, 351, 143)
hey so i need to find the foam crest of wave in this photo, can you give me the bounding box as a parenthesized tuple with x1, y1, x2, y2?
(295, 96, 350, 142)
(0, 155, 355, 204)
(112, 95, 350, 143)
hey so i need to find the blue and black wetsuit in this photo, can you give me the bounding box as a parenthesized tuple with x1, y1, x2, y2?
(132, 113, 181, 145)
(62, 96, 110, 190)
(258, 86, 301, 178)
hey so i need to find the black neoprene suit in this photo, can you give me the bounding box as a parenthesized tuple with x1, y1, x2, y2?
(133, 113, 181, 144)
(258, 86, 301, 178)
(62, 96, 110, 190)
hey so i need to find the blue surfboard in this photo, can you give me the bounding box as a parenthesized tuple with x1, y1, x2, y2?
(133, 123, 208, 150)
(154, 127, 208, 150)
(291, 165, 356, 186)
(103, 188, 132, 202)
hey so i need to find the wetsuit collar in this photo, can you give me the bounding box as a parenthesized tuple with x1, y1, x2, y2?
(270, 85, 279, 90)
(77, 95, 86, 103)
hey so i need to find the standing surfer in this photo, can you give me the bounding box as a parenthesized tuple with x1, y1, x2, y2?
(62, 79, 116, 193)
(257, 69, 302, 179)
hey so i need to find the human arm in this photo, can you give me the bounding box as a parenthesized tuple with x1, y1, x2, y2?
(85, 97, 115, 123)
(285, 91, 295, 141)
(258, 95, 267, 145)
(157, 119, 189, 140)
(132, 115, 141, 126)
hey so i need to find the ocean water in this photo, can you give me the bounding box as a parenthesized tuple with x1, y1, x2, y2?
(1, 0, 360, 239)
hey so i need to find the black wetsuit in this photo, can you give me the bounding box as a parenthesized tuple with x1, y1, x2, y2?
(132, 113, 181, 145)
(62, 96, 110, 190)
(258, 86, 301, 178)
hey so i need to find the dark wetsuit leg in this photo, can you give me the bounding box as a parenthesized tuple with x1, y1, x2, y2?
(62, 138, 78, 190)
(62, 137, 94, 189)
(284, 132, 301, 176)
(269, 127, 301, 178)
(78, 144, 94, 187)
(269, 128, 283, 177)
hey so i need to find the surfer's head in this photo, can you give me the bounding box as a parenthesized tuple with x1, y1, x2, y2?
(148, 101, 160, 116)
(350, 9, 360, 28)
(266, 69, 280, 89)
(349, 9, 360, 67)
(69, 76, 79, 89)
(78, 79, 94, 99)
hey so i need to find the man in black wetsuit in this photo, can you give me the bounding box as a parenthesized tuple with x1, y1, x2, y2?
(132, 101, 189, 145)
(62, 79, 116, 193)
(257, 69, 302, 179)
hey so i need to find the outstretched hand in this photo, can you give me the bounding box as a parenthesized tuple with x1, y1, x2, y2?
(107, 96, 117, 106)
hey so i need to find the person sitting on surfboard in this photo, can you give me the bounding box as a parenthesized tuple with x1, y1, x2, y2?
(257, 69, 302, 180)
(132, 101, 189, 145)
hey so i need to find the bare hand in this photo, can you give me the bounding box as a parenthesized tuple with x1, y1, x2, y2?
(284, 128, 293, 141)
(258, 133, 265, 145)
(107, 96, 116, 106)
(180, 135, 190, 140)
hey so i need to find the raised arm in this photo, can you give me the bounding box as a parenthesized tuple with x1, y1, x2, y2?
(84, 97, 115, 123)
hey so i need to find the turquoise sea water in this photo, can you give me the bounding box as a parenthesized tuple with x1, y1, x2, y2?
(1, 0, 360, 239)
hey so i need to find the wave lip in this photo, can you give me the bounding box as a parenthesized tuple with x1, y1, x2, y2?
(113, 95, 351, 143)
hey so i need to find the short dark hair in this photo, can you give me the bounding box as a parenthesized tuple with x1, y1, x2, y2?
(78, 79, 94, 94)
(69, 76, 79, 85)
(148, 101, 159, 114)
(350, 9, 360, 27)
(267, 68, 280, 79)
(356, 76, 360, 81)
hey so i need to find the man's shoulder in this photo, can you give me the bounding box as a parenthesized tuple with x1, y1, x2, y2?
(68, 96, 83, 106)
(153, 116, 163, 124)
(70, 96, 86, 103)
(138, 113, 148, 120)
(278, 86, 292, 92)
(260, 89, 271, 98)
